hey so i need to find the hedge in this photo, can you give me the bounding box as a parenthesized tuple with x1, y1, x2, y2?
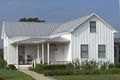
(43, 68, 120, 76)
(0, 59, 7, 69)
(34, 64, 69, 72)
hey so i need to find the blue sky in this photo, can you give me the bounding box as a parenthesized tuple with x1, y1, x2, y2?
(0, 0, 120, 48)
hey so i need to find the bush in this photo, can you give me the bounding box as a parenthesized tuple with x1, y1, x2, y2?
(43, 69, 73, 76)
(8, 64, 16, 70)
(108, 63, 114, 69)
(100, 61, 110, 69)
(35, 64, 46, 72)
(0, 59, 7, 69)
(81, 60, 98, 70)
(66, 63, 74, 69)
(72, 58, 80, 69)
(44, 64, 67, 70)
(114, 63, 120, 68)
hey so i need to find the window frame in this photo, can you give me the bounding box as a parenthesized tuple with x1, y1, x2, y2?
(81, 44, 89, 58)
(90, 21, 96, 33)
(98, 45, 106, 58)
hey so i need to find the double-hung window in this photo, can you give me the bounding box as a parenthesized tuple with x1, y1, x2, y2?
(81, 45, 88, 58)
(98, 45, 106, 58)
(90, 21, 96, 33)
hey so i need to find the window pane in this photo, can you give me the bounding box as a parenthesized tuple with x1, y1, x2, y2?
(99, 45, 105, 51)
(81, 45, 88, 51)
(81, 45, 88, 58)
(81, 52, 88, 58)
(90, 21, 96, 26)
(90, 21, 96, 32)
(98, 52, 105, 58)
(98, 45, 106, 58)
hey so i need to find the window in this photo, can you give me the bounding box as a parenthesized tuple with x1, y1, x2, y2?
(81, 45, 88, 58)
(98, 45, 106, 58)
(90, 21, 96, 33)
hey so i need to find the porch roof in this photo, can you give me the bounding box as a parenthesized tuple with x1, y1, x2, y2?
(14, 37, 70, 44)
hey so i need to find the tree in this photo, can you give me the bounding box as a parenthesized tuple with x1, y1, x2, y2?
(19, 18, 45, 22)
(0, 49, 3, 59)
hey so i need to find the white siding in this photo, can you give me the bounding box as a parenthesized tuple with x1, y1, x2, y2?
(72, 16, 115, 63)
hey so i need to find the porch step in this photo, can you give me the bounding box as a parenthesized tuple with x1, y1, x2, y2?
(18, 65, 32, 70)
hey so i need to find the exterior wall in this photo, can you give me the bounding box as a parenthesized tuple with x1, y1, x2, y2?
(72, 16, 114, 63)
(61, 34, 72, 61)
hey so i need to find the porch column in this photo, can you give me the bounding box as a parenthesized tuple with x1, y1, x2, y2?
(16, 44, 18, 69)
(37, 44, 40, 63)
(42, 44, 44, 64)
(47, 43, 50, 65)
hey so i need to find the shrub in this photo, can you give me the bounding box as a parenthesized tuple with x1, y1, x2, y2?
(43, 69, 73, 76)
(108, 63, 114, 69)
(72, 58, 80, 69)
(114, 63, 120, 68)
(44, 64, 67, 70)
(81, 60, 98, 70)
(8, 64, 16, 70)
(35, 64, 46, 72)
(0, 59, 7, 69)
(100, 62, 109, 69)
(66, 63, 74, 69)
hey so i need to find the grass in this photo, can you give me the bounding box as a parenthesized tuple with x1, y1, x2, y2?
(0, 69, 35, 80)
(53, 74, 120, 80)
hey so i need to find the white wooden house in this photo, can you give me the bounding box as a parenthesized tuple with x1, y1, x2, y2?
(1, 13, 118, 69)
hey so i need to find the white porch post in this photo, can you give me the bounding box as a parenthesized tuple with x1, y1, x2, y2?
(37, 44, 40, 63)
(47, 43, 50, 65)
(42, 44, 44, 64)
(16, 44, 18, 69)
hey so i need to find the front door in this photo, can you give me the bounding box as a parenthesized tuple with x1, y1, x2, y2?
(18, 46, 25, 64)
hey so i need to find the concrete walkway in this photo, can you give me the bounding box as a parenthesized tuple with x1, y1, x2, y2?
(19, 70, 54, 80)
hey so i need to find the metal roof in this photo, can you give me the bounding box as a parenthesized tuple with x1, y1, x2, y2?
(51, 13, 117, 35)
(4, 22, 62, 37)
(14, 37, 69, 44)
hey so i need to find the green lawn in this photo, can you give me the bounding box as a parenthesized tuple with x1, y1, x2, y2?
(53, 74, 120, 80)
(0, 69, 35, 80)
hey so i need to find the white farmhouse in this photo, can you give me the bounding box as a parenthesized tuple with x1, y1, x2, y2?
(1, 13, 118, 69)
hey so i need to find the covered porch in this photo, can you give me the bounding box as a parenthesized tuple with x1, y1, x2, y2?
(15, 37, 70, 68)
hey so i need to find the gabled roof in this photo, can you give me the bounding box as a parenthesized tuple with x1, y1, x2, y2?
(51, 13, 117, 36)
(2, 22, 62, 38)
(1, 13, 117, 39)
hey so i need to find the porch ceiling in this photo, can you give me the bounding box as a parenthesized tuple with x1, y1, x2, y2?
(13, 37, 70, 44)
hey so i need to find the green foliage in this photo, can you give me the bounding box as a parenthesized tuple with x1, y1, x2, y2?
(0, 59, 7, 69)
(108, 63, 114, 69)
(35, 64, 46, 72)
(19, 18, 45, 22)
(43, 69, 73, 76)
(66, 63, 74, 69)
(81, 60, 98, 70)
(72, 58, 80, 69)
(44, 64, 67, 70)
(100, 61, 110, 69)
(34, 64, 69, 72)
(114, 63, 120, 68)
(0, 49, 3, 59)
(7, 64, 16, 70)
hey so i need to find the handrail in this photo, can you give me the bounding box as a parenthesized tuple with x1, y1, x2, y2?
(32, 57, 42, 68)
